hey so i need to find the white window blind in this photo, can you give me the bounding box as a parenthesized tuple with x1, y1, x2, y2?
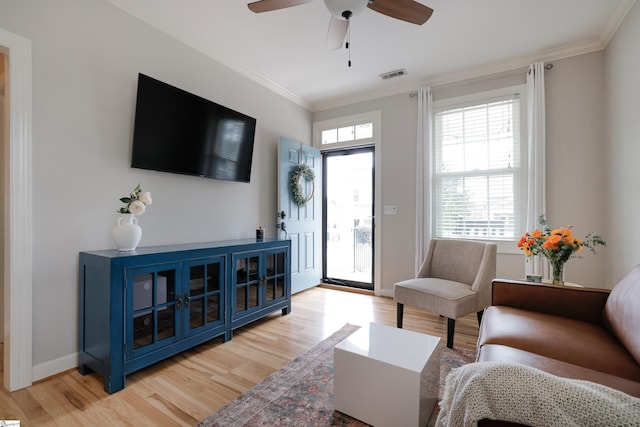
(433, 91, 522, 241)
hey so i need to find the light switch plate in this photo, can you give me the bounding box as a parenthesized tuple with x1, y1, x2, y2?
(384, 205, 397, 215)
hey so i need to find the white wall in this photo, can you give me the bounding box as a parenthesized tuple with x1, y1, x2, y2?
(0, 0, 310, 375)
(313, 93, 419, 294)
(544, 51, 607, 286)
(313, 53, 610, 292)
(604, 1, 640, 286)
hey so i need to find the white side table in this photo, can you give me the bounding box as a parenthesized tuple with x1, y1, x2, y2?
(334, 323, 441, 427)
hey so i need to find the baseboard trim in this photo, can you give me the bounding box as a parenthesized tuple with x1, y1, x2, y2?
(379, 288, 393, 298)
(318, 283, 374, 296)
(318, 283, 394, 298)
(32, 352, 77, 383)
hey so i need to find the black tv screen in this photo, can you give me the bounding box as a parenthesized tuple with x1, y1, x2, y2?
(131, 73, 257, 183)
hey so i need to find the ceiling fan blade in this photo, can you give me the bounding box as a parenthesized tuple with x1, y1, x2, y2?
(248, 0, 315, 13)
(326, 16, 349, 50)
(367, 0, 433, 25)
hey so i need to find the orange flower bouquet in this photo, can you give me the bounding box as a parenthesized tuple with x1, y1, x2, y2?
(517, 215, 606, 284)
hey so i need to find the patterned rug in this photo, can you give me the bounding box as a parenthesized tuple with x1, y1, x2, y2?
(197, 323, 476, 427)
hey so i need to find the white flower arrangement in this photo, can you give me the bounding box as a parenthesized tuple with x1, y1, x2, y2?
(118, 183, 152, 215)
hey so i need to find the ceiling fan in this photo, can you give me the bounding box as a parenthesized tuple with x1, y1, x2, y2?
(247, 0, 434, 51)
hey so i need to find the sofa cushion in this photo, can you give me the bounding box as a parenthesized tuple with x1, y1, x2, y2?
(604, 264, 640, 366)
(478, 306, 640, 382)
(477, 344, 640, 398)
(395, 278, 475, 300)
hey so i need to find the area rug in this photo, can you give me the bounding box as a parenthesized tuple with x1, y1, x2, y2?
(196, 324, 476, 427)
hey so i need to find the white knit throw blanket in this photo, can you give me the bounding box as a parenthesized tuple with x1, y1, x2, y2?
(436, 362, 640, 427)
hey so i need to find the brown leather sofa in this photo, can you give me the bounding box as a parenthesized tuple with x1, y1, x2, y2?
(475, 265, 640, 426)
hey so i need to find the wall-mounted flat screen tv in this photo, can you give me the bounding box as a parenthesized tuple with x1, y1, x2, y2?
(131, 73, 257, 183)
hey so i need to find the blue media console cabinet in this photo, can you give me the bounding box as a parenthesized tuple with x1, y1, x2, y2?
(78, 238, 291, 393)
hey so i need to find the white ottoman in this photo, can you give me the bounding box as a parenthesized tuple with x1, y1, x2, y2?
(334, 323, 441, 427)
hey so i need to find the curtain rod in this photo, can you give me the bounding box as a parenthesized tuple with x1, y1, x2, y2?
(527, 62, 553, 75)
(409, 62, 554, 98)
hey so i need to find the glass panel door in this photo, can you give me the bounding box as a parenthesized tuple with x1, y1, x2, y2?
(264, 249, 287, 304)
(323, 147, 374, 289)
(184, 257, 224, 336)
(234, 253, 261, 315)
(129, 265, 178, 357)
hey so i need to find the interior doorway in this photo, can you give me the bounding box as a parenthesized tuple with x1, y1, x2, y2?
(322, 147, 374, 290)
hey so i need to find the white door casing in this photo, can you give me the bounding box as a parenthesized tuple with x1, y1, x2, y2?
(0, 26, 34, 391)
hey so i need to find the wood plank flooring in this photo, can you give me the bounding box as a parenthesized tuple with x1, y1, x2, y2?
(0, 286, 479, 426)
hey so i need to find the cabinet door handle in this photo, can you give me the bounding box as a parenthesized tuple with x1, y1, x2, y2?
(185, 292, 190, 308)
(176, 294, 182, 311)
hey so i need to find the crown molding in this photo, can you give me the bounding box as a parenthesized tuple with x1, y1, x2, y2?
(102, 0, 311, 110)
(308, 0, 638, 112)
(309, 35, 610, 112)
(599, 0, 637, 46)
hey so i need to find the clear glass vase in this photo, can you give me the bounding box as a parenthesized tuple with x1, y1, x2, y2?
(550, 259, 565, 285)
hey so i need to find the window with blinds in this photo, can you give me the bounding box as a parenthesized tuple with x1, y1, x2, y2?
(433, 88, 524, 241)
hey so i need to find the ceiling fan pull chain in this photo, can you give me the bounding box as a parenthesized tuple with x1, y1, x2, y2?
(347, 21, 351, 67)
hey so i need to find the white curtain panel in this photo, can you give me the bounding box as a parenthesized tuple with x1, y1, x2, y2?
(525, 62, 547, 276)
(415, 87, 433, 275)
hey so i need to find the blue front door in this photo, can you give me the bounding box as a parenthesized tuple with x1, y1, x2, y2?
(278, 137, 322, 294)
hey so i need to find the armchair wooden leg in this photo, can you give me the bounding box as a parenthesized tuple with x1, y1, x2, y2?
(397, 303, 404, 328)
(477, 310, 484, 326)
(447, 318, 455, 349)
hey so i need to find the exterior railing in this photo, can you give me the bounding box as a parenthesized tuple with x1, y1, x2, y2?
(353, 226, 372, 273)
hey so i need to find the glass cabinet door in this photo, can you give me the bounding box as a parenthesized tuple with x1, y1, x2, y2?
(183, 257, 225, 336)
(128, 264, 179, 358)
(264, 248, 287, 305)
(233, 252, 261, 316)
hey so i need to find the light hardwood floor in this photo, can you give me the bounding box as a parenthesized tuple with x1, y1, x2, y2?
(0, 286, 479, 426)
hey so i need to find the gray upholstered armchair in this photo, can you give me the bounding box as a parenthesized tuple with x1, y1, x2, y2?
(394, 239, 497, 348)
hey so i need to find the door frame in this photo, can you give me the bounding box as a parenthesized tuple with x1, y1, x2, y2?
(312, 111, 382, 295)
(322, 146, 375, 290)
(1, 27, 34, 391)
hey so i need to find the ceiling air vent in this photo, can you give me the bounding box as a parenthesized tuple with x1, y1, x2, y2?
(380, 69, 408, 80)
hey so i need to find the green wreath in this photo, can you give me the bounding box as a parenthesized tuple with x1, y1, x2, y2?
(290, 164, 315, 206)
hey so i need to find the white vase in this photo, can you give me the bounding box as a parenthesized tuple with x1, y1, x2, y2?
(112, 214, 142, 251)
